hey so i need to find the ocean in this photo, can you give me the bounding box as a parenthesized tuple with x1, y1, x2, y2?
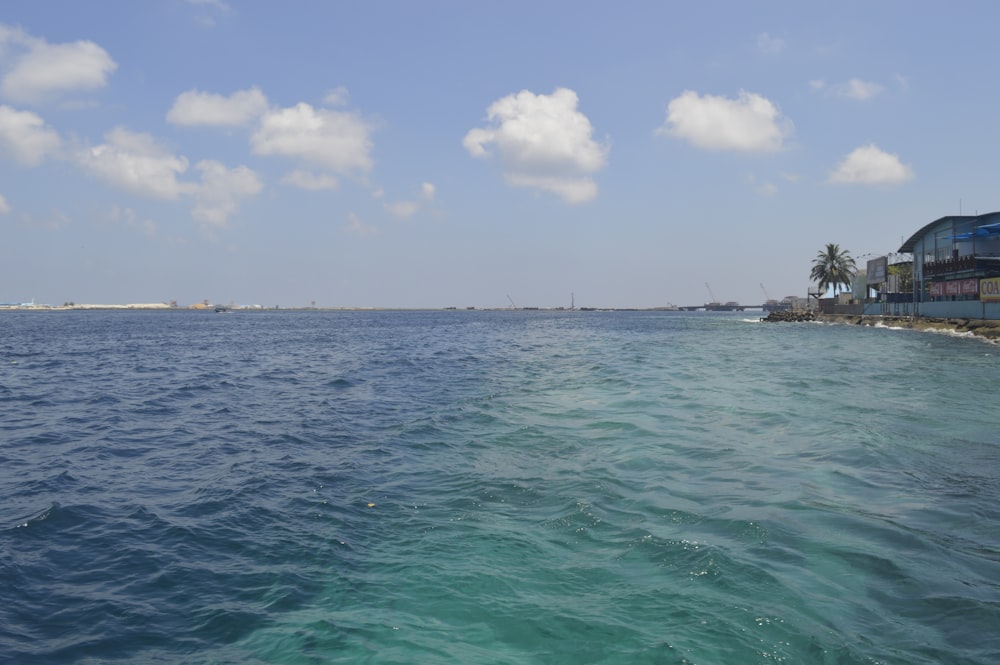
(1, 309, 997, 664)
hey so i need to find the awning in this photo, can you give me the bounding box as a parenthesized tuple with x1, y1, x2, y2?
(952, 221, 1000, 240)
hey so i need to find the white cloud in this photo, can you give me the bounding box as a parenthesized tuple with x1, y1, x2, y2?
(281, 169, 339, 190)
(251, 102, 374, 174)
(0, 193, 10, 215)
(191, 160, 262, 227)
(346, 211, 377, 236)
(756, 33, 784, 55)
(166, 87, 268, 126)
(658, 90, 792, 152)
(0, 28, 116, 103)
(421, 182, 435, 200)
(829, 144, 914, 185)
(463, 87, 608, 204)
(76, 127, 193, 199)
(0, 105, 61, 165)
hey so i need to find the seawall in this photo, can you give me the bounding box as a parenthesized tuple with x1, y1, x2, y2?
(814, 313, 1000, 342)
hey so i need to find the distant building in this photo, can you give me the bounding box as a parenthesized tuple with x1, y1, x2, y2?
(898, 211, 1000, 319)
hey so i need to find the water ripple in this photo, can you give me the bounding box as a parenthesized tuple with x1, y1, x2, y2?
(1, 310, 997, 663)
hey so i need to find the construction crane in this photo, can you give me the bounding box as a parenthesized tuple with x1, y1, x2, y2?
(705, 282, 719, 305)
(760, 282, 773, 302)
(507, 294, 518, 310)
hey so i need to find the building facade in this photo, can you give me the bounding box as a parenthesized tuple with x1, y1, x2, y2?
(898, 211, 1000, 319)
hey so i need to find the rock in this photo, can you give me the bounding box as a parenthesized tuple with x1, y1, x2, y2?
(761, 310, 816, 323)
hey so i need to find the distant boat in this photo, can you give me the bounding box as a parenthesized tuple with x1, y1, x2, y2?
(214, 305, 229, 313)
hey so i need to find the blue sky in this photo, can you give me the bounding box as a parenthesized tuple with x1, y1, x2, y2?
(1, 1, 998, 308)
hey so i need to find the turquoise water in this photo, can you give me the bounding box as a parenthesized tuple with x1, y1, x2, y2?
(1, 310, 997, 663)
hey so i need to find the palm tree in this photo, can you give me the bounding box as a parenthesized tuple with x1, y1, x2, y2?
(810, 243, 857, 296)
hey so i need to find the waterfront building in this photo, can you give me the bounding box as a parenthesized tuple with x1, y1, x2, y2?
(898, 211, 1000, 319)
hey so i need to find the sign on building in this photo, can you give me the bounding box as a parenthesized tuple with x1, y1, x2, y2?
(866, 256, 888, 284)
(981, 277, 1000, 302)
(930, 279, 979, 297)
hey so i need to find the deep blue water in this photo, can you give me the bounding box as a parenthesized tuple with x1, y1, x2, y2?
(1, 309, 998, 664)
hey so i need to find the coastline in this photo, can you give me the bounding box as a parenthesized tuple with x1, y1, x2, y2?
(7, 305, 1000, 343)
(815, 313, 1000, 343)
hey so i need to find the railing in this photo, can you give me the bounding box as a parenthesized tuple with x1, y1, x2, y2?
(924, 255, 976, 276)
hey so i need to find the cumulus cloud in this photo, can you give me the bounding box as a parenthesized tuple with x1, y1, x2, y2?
(281, 169, 339, 190)
(657, 90, 792, 152)
(74, 127, 261, 228)
(829, 144, 914, 185)
(0, 193, 10, 215)
(191, 160, 263, 227)
(463, 87, 608, 204)
(76, 127, 193, 199)
(384, 181, 436, 219)
(166, 87, 268, 126)
(251, 102, 374, 174)
(0, 25, 116, 103)
(0, 105, 61, 165)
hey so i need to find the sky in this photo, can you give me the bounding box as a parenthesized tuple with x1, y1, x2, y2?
(2, 1, 999, 309)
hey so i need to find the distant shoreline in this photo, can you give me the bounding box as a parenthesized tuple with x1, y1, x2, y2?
(0, 305, 731, 313)
(7, 307, 999, 342)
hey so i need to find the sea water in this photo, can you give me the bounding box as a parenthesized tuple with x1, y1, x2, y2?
(1, 310, 997, 664)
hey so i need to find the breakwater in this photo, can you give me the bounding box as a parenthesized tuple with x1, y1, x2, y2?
(762, 309, 1000, 342)
(760, 310, 815, 322)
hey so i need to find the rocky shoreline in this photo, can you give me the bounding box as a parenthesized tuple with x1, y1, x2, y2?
(760, 310, 816, 323)
(761, 310, 1000, 342)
